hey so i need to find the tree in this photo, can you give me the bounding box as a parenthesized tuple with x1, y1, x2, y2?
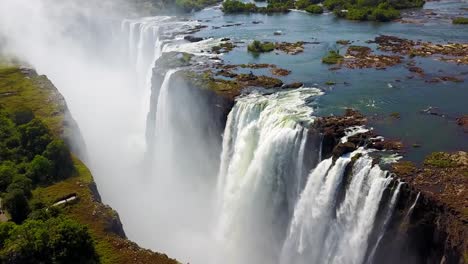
(7, 175, 33, 198)
(12, 108, 34, 126)
(0, 162, 16, 192)
(3, 189, 30, 223)
(0, 217, 99, 264)
(18, 119, 52, 159)
(26, 155, 53, 184)
(43, 140, 74, 181)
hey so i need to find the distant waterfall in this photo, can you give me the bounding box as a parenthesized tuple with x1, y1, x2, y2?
(121, 17, 170, 136)
(281, 152, 398, 264)
(216, 88, 323, 263)
(152, 68, 178, 175)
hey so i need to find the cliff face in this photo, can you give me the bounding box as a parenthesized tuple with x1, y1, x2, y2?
(309, 109, 467, 264)
(0, 66, 179, 264)
(377, 152, 467, 264)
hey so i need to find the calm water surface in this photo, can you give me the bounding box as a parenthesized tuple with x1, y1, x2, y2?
(186, 1, 468, 162)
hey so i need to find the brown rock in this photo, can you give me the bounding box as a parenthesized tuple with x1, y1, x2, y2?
(271, 68, 291, 76)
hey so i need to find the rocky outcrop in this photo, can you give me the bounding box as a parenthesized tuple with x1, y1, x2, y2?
(310, 109, 467, 264)
(311, 109, 367, 159)
(373, 152, 468, 264)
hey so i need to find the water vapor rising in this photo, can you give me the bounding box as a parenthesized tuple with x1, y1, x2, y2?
(0, 1, 224, 263)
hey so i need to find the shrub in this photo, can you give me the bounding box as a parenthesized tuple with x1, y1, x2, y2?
(452, 17, 468, 24)
(305, 4, 324, 13)
(346, 7, 371, 20)
(175, 0, 221, 11)
(26, 155, 53, 184)
(424, 152, 456, 168)
(43, 140, 74, 181)
(370, 4, 400, 21)
(322, 50, 344, 64)
(222, 0, 257, 13)
(0, 162, 16, 192)
(18, 119, 52, 159)
(323, 0, 345, 10)
(12, 108, 34, 126)
(6, 175, 33, 198)
(248, 40, 276, 53)
(3, 189, 30, 223)
(0, 217, 99, 263)
(296, 0, 313, 9)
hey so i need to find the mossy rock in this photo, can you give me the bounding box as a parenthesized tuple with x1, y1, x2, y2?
(322, 50, 344, 64)
(392, 161, 417, 176)
(247, 40, 275, 53)
(424, 152, 457, 168)
(452, 17, 468, 24)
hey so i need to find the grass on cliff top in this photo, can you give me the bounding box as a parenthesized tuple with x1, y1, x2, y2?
(0, 66, 64, 136)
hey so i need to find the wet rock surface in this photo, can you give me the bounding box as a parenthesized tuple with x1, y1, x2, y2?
(342, 45, 403, 69)
(372, 35, 468, 64)
(380, 152, 468, 264)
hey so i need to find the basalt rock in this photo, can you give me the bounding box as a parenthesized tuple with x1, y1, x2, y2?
(275, 41, 305, 55)
(456, 115, 468, 132)
(372, 35, 468, 64)
(283, 82, 303, 89)
(375, 152, 468, 264)
(342, 45, 403, 69)
(313, 109, 367, 159)
(271, 67, 291, 76)
(184, 35, 204, 42)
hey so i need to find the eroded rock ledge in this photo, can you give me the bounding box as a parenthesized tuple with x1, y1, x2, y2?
(310, 109, 467, 264)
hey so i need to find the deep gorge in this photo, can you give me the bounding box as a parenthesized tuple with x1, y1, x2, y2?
(0, 0, 466, 263)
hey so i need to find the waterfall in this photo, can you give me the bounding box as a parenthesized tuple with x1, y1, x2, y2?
(216, 88, 323, 263)
(281, 151, 397, 264)
(121, 17, 171, 141)
(151, 68, 180, 177)
(366, 181, 403, 263)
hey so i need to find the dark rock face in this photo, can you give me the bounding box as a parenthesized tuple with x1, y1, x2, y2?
(332, 141, 356, 157)
(104, 207, 127, 238)
(456, 115, 468, 132)
(312, 109, 367, 159)
(309, 109, 466, 264)
(373, 152, 468, 264)
(184, 35, 204, 42)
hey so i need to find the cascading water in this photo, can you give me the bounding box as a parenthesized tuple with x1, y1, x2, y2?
(280, 151, 399, 264)
(216, 87, 404, 264)
(216, 88, 323, 263)
(0, 2, 411, 262)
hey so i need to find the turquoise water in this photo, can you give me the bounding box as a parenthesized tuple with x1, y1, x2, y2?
(187, 2, 468, 162)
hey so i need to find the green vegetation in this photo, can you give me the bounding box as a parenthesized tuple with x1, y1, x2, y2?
(392, 161, 417, 176)
(175, 0, 222, 11)
(0, 65, 180, 263)
(305, 4, 324, 13)
(0, 66, 98, 263)
(424, 152, 456, 168)
(222, 0, 419, 21)
(452, 17, 468, 24)
(0, 217, 98, 263)
(335, 2, 400, 21)
(248, 40, 276, 53)
(322, 50, 344, 64)
(222, 0, 291, 14)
